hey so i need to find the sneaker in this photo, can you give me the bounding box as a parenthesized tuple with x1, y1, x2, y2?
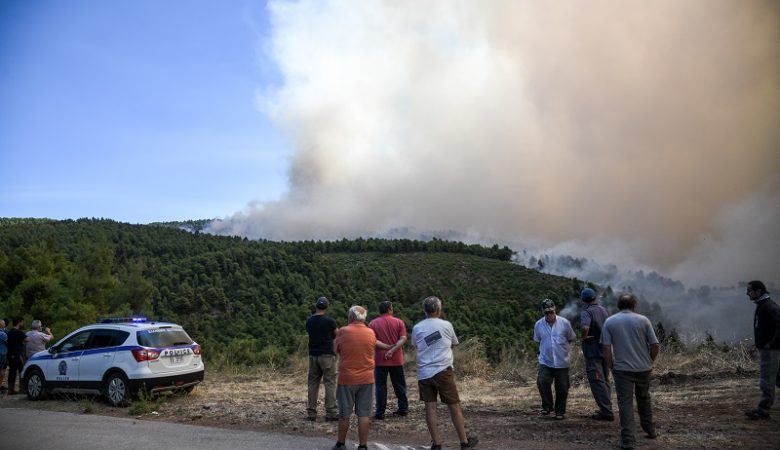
(357, 446, 368, 450)
(331, 443, 346, 450)
(460, 435, 479, 449)
(539, 409, 551, 416)
(590, 412, 614, 421)
(554, 412, 565, 420)
(373, 414, 385, 420)
(430, 445, 442, 450)
(392, 410, 408, 417)
(745, 409, 770, 420)
(306, 416, 317, 422)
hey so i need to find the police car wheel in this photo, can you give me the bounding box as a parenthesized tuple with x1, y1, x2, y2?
(25, 369, 47, 401)
(104, 373, 130, 407)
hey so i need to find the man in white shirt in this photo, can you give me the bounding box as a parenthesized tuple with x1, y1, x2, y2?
(25, 319, 53, 359)
(411, 296, 478, 450)
(533, 299, 576, 420)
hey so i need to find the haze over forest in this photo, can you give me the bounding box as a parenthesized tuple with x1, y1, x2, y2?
(207, 1, 779, 298)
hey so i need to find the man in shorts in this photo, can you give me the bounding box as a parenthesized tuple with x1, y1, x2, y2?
(331, 305, 390, 450)
(412, 296, 478, 450)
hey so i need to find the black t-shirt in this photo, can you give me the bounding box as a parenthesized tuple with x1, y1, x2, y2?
(306, 314, 337, 356)
(7, 328, 27, 356)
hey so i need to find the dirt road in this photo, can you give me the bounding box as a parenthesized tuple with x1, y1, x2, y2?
(1, 368, 778, 449)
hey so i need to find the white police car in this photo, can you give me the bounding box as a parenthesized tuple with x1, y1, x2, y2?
(22, 317, 204, 406)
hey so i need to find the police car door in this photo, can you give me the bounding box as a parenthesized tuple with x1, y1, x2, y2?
(46, 330, 91, 389)
(77, 328, 121, 391)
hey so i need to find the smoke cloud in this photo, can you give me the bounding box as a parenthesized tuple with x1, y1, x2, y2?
(210, 0, 780, 288)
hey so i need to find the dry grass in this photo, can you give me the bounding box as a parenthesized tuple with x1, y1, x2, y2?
(2, 340, 777, 449)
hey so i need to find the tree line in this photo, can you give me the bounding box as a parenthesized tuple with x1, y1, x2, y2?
(0, 218, 579, 364)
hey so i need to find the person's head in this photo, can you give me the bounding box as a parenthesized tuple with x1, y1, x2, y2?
(12, 316, 24, 327)
(423, 296, 442, 318)
(30, 319, 42, 331)
(746, 280, 767, 301)
(0, 319, 5, 328)
(617, 293, 638, 311)
(315, 296, 329, 311)
(541, 299, 556, 323)
(378, 301, 393, 315)
(348, 305, 367, 323)
(580, 288, 597, 303)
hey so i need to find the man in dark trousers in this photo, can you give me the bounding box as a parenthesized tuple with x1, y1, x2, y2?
(306, 296, 339, 421)
(369, 301, 408, 420)
(744, 280, 780, 420)
(602, 294, 659, 450)
(6, 317, 27, 395)
(580, 288, 614, 421)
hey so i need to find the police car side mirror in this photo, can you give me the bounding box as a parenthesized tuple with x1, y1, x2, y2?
(48, 347, 57, 355)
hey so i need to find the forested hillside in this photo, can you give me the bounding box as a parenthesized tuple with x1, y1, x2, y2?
(0, 218, 583, 363)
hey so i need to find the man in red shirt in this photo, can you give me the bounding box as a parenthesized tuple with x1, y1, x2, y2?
(331, 305, 390, 450)
(369, 301, 408, 419)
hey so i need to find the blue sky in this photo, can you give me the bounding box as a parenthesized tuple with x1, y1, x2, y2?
(0, 0, 290, 223)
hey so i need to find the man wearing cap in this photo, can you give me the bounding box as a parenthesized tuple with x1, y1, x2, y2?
(580, 288, 614, 421)
(533, 299, 576, 420)
(369, 301, 409, 420)
(306, 296, 339, 422)
(601, 293, 660, 450)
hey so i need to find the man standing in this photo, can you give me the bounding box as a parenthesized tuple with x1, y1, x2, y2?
(744, 280, 780, 420)
(331, 305, 388, 450)
(601, 294, 660, 450)
(369, 301, 408, 420)
(533, 299, 576, 420)
(411, 296, 477, 450)
(306, 296, 339, 422)
(25, 319, 54, 359)
(580, 288, 614, 421)
(0, 319, 7, 392)
(6, 317, 27, 395)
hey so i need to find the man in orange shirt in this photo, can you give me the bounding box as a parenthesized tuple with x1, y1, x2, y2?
(331, 305, 390, 450)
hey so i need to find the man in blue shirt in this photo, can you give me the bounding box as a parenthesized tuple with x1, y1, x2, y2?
(533, 299, 576, 420)
(580, 288, 614, 421)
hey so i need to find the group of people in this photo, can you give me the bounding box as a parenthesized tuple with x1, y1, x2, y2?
(307, 280, 779, 450)
(533, 290, 658, 450)
(532, 279, 779, 450)
(0, 317, 54, 394)
(305, 296, 477, 450)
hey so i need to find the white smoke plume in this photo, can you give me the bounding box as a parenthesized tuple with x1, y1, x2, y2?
(209, 0, 780, 289)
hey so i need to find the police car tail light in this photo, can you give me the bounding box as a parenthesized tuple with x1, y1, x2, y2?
(192, 344, 201, 356)
(132, 348, 161, 362)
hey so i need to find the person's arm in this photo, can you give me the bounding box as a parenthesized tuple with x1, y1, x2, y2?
(383, 335, 407, 359)
(602, 344, 613, 369)
(581, 325, 591, 340)
(649, 343, 660, 362)
(376, 340, 392, 350)
(44, 327, 54, 340)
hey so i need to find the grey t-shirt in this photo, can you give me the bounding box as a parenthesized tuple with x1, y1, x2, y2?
(601, 310, 659, 372)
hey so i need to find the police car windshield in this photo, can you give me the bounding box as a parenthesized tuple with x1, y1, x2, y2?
(136, 329, 194, 348)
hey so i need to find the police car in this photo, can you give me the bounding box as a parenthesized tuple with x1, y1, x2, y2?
(21, 317, 204, 406)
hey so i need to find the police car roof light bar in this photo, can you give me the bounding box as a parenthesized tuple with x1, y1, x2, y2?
(97, 316, 148, 324)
